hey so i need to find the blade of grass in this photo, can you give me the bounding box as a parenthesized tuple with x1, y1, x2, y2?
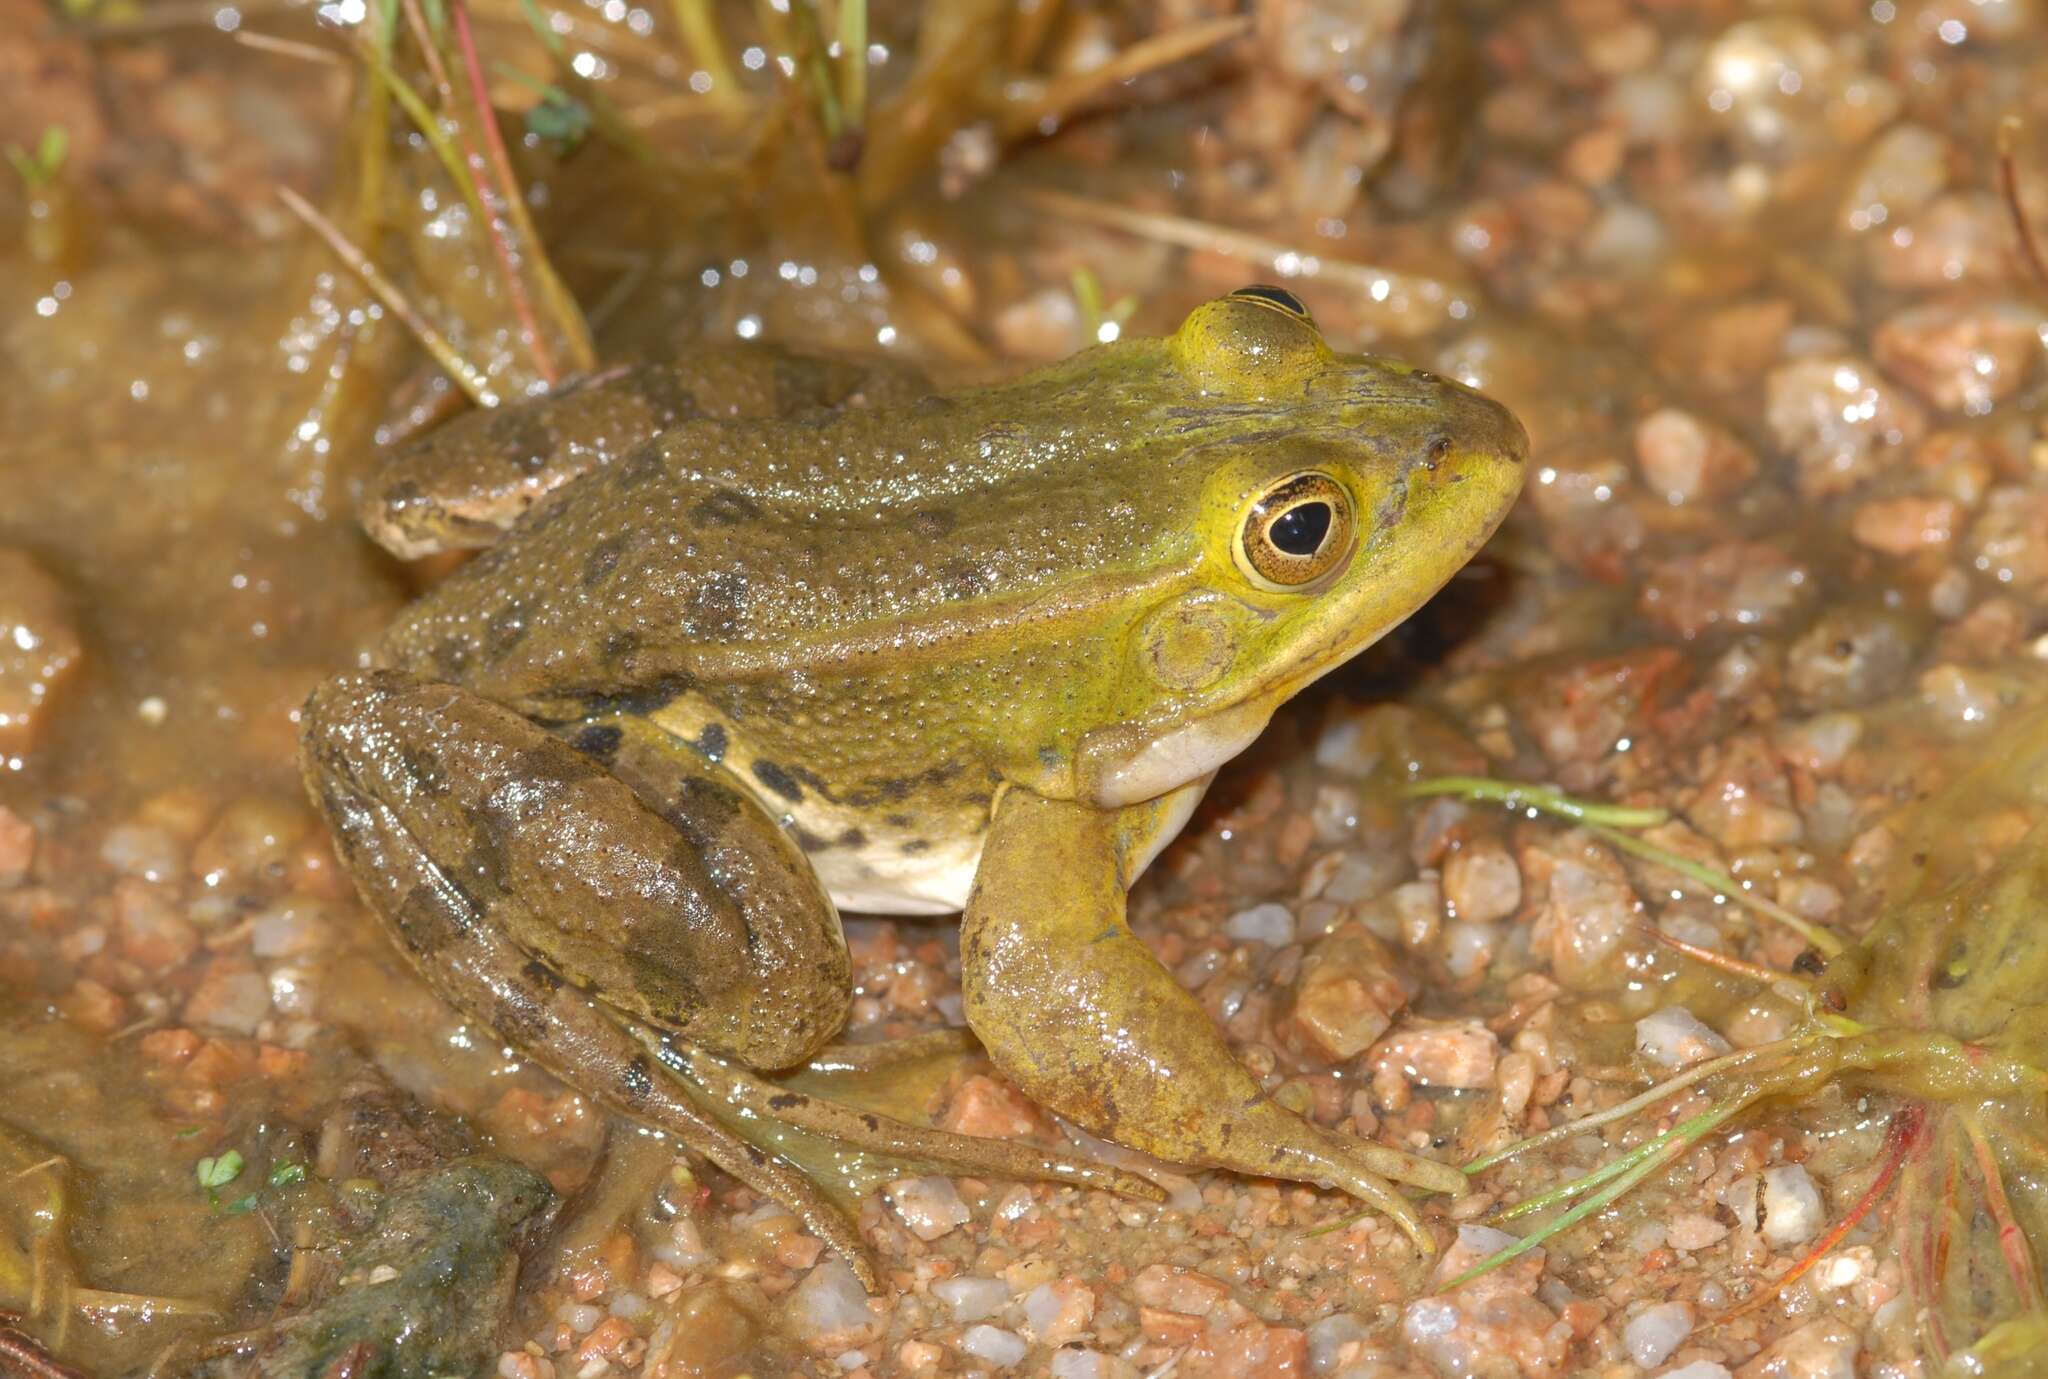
(1464, 1035, 1818, 1175)
(1584, 820, 1843, 957)
(668, 0, 745, 107)
(1404, 776, 1669, 829)
(278, 186, 500, 406)
(1000, 15, 1249, 138)
(449, 0, 586, 385)
(1019, 187, 1465, 334)
(1439, 1100, 1750, 1292)
(835, 0, 866, 134)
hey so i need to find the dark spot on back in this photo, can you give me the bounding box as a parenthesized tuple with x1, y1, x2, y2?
(602, 628, 641, 668)
(688, 572, 750, 638)
(768, 1092, 805, 1111)
(582, 533, 630, 588)
(393, 880, 474, 955)
(399, 745, 453, 798)
(485, 599, 530, 660)
(753, 759, 803, 803)
(578, 673, 696, 719)
(690, 722, 728, 762)
(901, 839, 930, 855)
(431, 636, 473, 679)
(618, 441, 668, 488)
(690, 488, 761, 527)
(633, 362, 705, 428)
(938, 559, 991, 601)
(910, 507, 956, 539)
(571, 723, 624, 762)
(837, 827, 867, 849)
(484, 408, 556, 474)
(521, 958, 565, 993)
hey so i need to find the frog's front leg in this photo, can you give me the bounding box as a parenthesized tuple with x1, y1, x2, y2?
(962, 787, 1468, 1252)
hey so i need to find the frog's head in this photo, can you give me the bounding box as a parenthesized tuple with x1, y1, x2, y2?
(1070, 286, 1527, 808)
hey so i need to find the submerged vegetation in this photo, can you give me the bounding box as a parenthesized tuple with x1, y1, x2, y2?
(1394, 715, 2048, 1375)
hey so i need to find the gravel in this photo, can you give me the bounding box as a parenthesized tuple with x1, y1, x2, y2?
(959, 1324, 1028, 1367)
(1224, 901, 1297, 946)
(1762, 1164, 1825, 1246)
(932, 1276, 1011, 1322)
(1625, 1302, 1695, 1367)
(1636, 1007, 1733, 1069)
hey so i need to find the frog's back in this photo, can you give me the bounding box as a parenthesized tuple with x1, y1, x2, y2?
(379, 344, 1227, 712)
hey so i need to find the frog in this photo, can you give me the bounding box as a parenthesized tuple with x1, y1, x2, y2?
(300, 286, 1528, 1286)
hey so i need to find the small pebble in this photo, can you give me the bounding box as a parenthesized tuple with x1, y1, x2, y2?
(1761, 1164, 1825, 1246)
(1224, 901, 1296, 946)
(790, 1261, 873, 1341)
(932, 1276, 1010, 1322)
(887, 1176, 970, 1240)
(959, 1324, 1028, 1368)
(1635, 1007, 1733, 1069)
(1625, 1302, 1694, 1368)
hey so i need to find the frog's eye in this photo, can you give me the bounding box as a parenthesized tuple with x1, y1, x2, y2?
(1170, 295, 1330, 397)
(1227, 284, 1313, 320)
(1234, 472, 1355, 589)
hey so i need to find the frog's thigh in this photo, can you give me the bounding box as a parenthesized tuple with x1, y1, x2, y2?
(300, 670, 848, 1071)
(960, 788, 1465, 1250)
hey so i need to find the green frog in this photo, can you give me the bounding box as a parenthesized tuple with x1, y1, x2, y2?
(301, 287, 1527, 1285)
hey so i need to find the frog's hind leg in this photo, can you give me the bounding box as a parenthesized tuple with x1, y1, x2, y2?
(298, 672, 882, 1281)
(960, 787, 1469, 1254)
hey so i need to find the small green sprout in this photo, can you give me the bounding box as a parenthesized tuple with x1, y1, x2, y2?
(196, 1150, 245, 1194)
(268, 1159, 308, 1188)
(6, 126, 69, 189)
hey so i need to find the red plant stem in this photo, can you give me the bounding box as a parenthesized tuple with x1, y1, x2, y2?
(1965, 1113, 2045, 1313)
(448, 0, 560, 388)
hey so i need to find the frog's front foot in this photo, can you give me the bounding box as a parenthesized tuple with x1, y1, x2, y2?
(962, 788, 1467, 1252)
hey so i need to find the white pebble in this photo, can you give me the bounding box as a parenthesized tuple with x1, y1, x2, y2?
(1313, 716, 1379, 777)
(1050, 1349, 1108, 1379)
(836, 1353, 866, 1372)
(1224, 901, 1296, 946)
(1762, 1164, 1825, 1246)
(932, 1276, 1011, 1322)
(1660, 1364, 1732, 1379)
(607, 1291, 649, 1322)
(555, 1302, 603, 1334)
(1307, 1312, 1369, 1375)
(1021, 1283, 1065, 1336)
(887, 1176, 970, 1240)
(1625, 1302, 1695, 1368)
(99, 823, 183, 883)
(960, 1324, 1028, 1367)
(1635, 1007, 1733, 1069)
(790, 1260, 873, 1339)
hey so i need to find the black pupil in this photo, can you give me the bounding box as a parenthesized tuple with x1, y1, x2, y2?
(1269, 502, 1331, 557)
(1232, 284, 1306, 315)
